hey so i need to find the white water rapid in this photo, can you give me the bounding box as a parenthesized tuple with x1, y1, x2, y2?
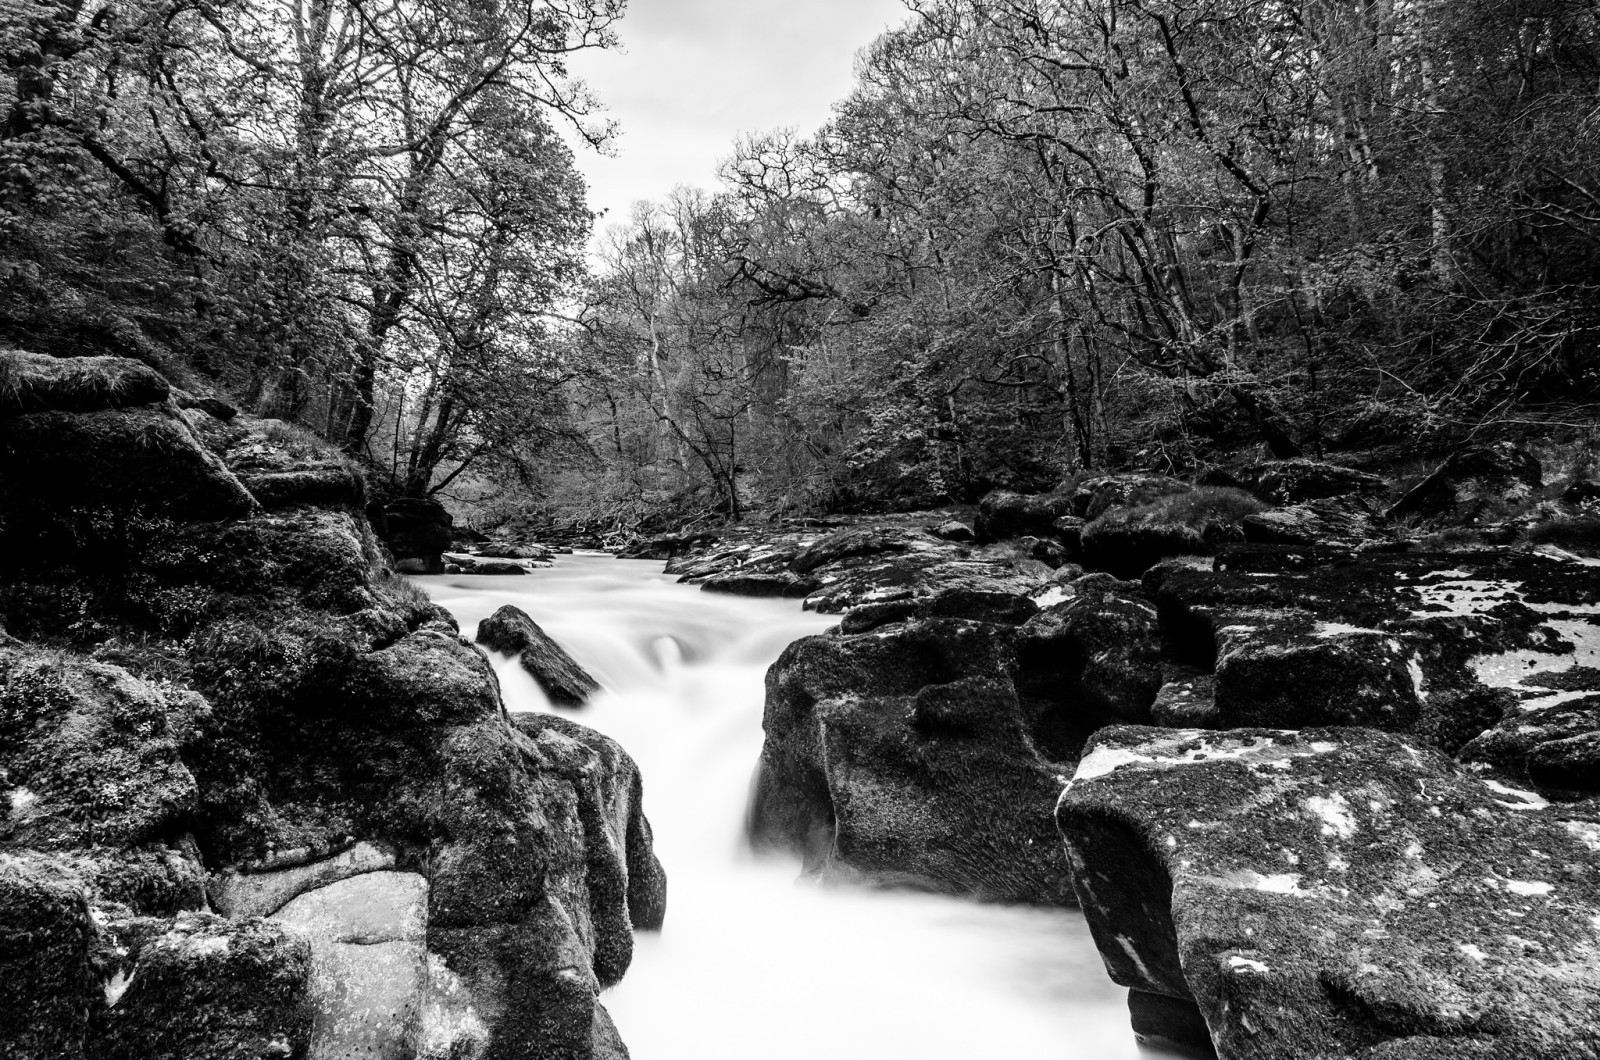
(418, 553, 1163, 1060)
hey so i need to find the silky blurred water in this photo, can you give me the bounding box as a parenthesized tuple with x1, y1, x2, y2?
(417, 552, 1160, 1060)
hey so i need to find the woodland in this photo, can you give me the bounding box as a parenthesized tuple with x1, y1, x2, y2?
(3, 0, 1598, 528)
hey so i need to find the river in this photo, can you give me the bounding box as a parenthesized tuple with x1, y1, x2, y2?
(418, 552, 1161, 1060)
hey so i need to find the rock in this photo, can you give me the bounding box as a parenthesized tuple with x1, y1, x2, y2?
(448, 556, 530, 576)
(513, 713, 668, 938)
(374, 497, 453, 573)
(0, 405, 257, 521)
(1460, 694, 1600, 798)
(1152, 546, 1600, 752)
(1387, 442, 1542, 525)
(238, 466, 364, 510)
(1069, 474, 1189, 519)
(1245, 458, 1387, 505)
(700, 569, 819, 597)
(973, 489, 1075, 543)
(209, 841, 398, 921)
(423, 710, 664, 1060)
(173, 391, 239, 422)
(617, 530, 718, 560)
(0, 855, 99, 1060)
(751, 618, 1076, 904)
(790, 526, 919, 573)
(1080, 488, 1262, 578)
(95, 912, 315, 1060)
(0, 350, 169, 414)
(473, 542, 553, 561)
(272, 871, 429, 1060)
(1059, 725, 1600, 1060)
(1212, 621, 1426, 730)
(931, 519, 975, 542)
(475, 605, 601, 707)
(1016, 591, 1165, 737)
(803, 554, 1033, 615)
(1150, 668, 1217, 727)
(1052, 514, 1087, 555)
(0, 645, 199, 851)
(1242, 496, 1386, 549)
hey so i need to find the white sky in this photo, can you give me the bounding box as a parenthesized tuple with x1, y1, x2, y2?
(564, 0, 910, 242)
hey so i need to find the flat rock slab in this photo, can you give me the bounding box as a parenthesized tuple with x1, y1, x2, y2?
(1058, 725, 1600, 1060)
(273, 870, 429, 1060)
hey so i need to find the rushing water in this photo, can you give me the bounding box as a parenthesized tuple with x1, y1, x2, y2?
(418, 553, 1160, 1060)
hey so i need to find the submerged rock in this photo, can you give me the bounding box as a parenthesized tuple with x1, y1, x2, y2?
(476, 604, 601, 707)
(1059, 725, 1600, 1060)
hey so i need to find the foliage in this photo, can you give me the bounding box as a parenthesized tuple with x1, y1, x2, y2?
(0, 0, 614, 497)
(568, 0, 1600, 522)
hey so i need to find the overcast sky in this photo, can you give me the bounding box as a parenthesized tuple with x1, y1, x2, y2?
(565, 0, 909, 242)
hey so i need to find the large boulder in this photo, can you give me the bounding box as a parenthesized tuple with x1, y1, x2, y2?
(1241, 496, 1387, 549)
(94, 912, 315, 1060)
(1069, 474, 1189, 520)
(1460, 692, 1600, 799)
(476, 605, 601, 707)
(1080, 488, 1264, 579)
(0, 350, 169, 414)
(1387, 442, 1542, 526)
(1243, 459, 1387, 505)
(1016, 588, 1165, 744)
(0, 404, 257, 521)
(0, 645, 200, 851)
(750, 617, 1076, 904)
(0, 381, 666, 1059)
(973, 489, 1075, 543)
(1059, 725, 1600, 1060)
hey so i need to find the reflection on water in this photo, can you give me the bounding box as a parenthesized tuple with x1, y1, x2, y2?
(418, 553, 1161, 1060)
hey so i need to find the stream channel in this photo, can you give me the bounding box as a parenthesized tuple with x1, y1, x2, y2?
(419, 552, 1168, 1059)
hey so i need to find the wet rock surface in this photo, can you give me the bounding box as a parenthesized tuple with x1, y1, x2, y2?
(0, 350, 664, 1060)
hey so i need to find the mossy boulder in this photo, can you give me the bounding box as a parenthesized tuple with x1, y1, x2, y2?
(0, 645, 201, 851)
(1081, 487, 1266, 578)
(751, 616, 1076, 904)
(93, 912, 314, 1060)
(974, 489, 1075, 543)
(1388, 442, 1543, 526)
(0, 405, 256, 522)
(0, 350, 168, 415)
(1059, 726, 1600, 1060)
